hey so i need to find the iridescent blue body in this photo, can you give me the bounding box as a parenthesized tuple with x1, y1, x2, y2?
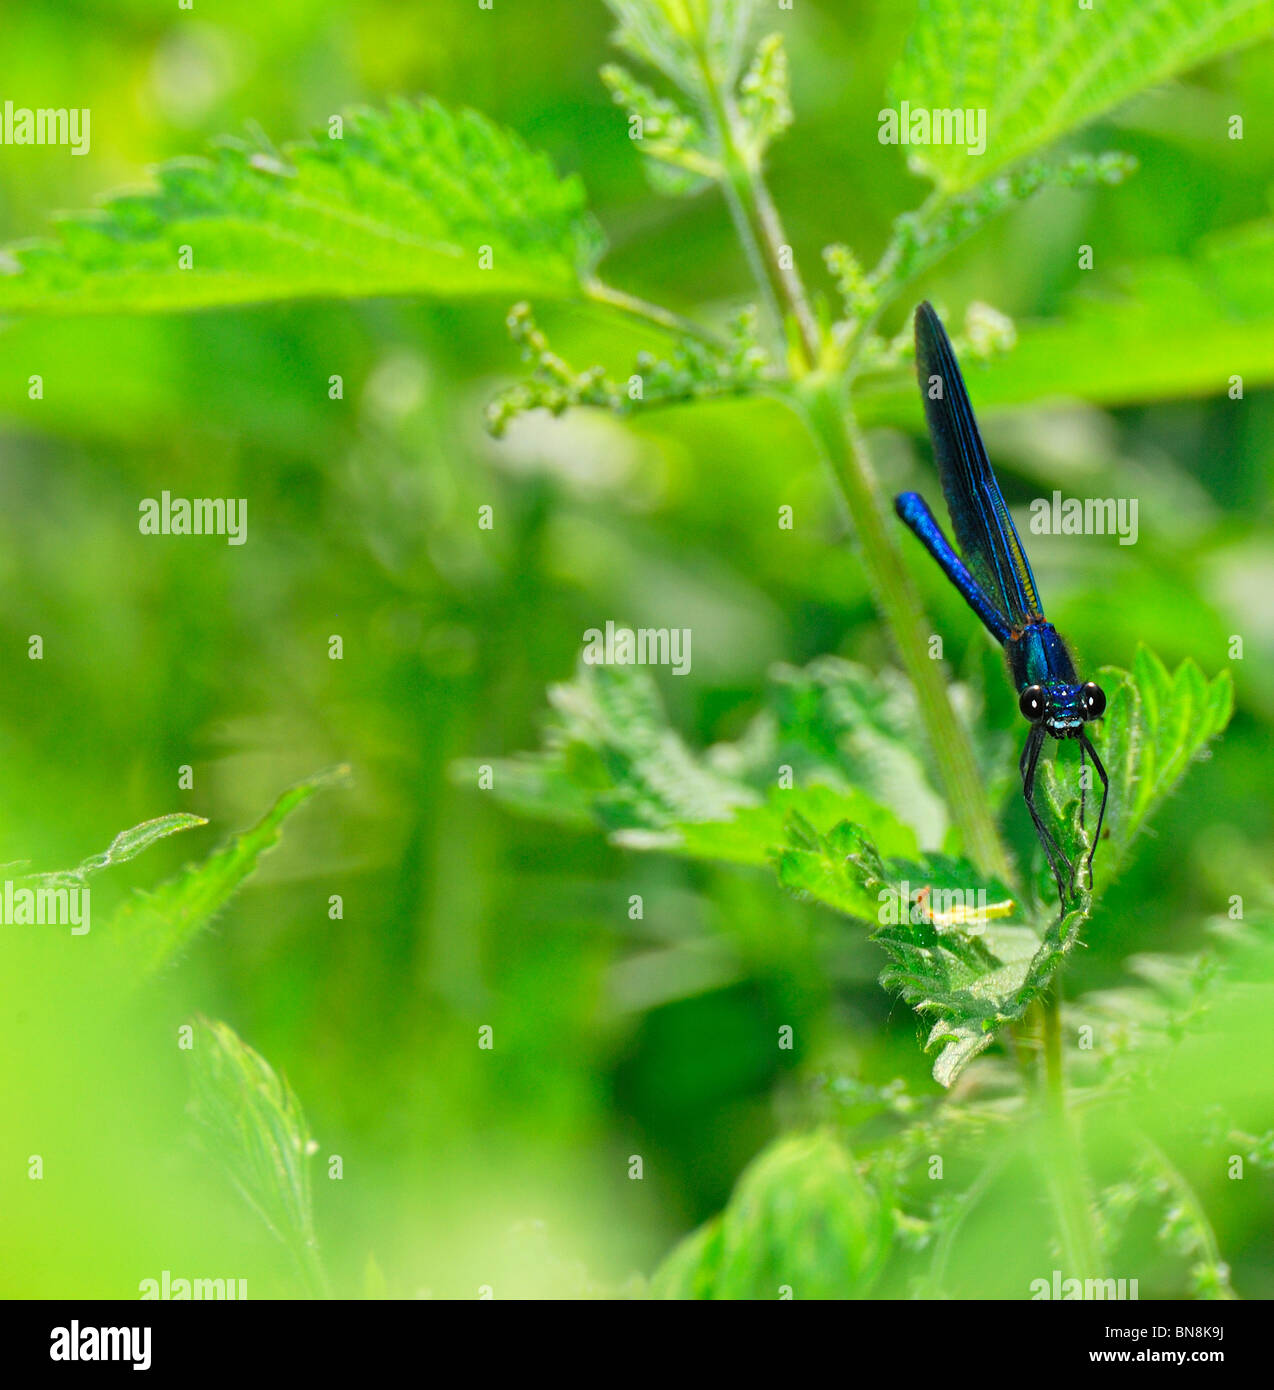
(895, 303, 1108, 901)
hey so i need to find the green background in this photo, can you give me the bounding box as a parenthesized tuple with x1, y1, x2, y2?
(0, 0, 1271, 1298)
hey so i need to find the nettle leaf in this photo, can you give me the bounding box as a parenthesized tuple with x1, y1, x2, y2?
(0, 100, 603, 315)
(602, 4, 789, 186)
(8, 812, 207, 888)
(474, 663, 759, 833)
(1036, 649, 1233, 890)
(108, 765, 351, 977)
(1101, 649, 1234, 866)
(606, 0, 759, 99)
(600, 63, 715, 195)
(857, 218, 1274, 424)
(482, 650, 1229, 1086)
(478, 662, 1060, 1086)
(470, 656, 1002, 855)
(772, 809, 1070, 1083)
(737, 33, 793, 159)
(758, 656, 1013, 847)
(189, 1017, 325, 1296)
(893, 0, 1274, 192)
(651, 1130, 893, 1299)
(639, 783, 920, 869)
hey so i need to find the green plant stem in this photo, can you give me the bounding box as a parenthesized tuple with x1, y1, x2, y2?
(1040, 989, 1105, 1280)
(585, 279, 727, 347)
(679, 22, 1014, 882)
(719, 157, 820, 368)
(690, 43, 820, 367)
(796, 376, 1016, 884)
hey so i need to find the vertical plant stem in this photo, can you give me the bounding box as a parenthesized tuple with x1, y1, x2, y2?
(1040, 987, 1104, 1279)
(684, 25, 1013, 882)
(718, 158, 821, 367)
(797, 378, 1016, 884)
(693, 44, 821, 367)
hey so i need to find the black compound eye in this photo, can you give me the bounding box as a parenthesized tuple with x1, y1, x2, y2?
(1018, 685, 1045, 723)
(1081, 681, 1106, 720)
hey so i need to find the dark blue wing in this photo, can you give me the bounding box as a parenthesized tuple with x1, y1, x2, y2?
(914, 301, 1044, 628)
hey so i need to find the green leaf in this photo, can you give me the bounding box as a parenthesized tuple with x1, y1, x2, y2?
(893, 0, 1274, 192)
(189, 1017, 325, 1296)
(1036, 649, 1233, 890)
(484, 649, 1229, 1086)
(650, 1130, 892, 1298)
(636, 783, 920, 869)
(471, 662, 761, 834)
(738, 33, 793, 158)
(10, 812, 207, 887)
(857, 218, 1274, 422)
(1093, 648, 1233, 873)
(771, 810, 1069, 1083)
(108, 765, 351, 976)
(472, 655, 1007, 856)
(605, 0, 759, 98)
(0, 100, 603, 316)
(768, 652, 1230, 1085)
(600, 63, 715, 195)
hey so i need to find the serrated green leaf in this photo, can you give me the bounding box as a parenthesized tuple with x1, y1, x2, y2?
(606, 0, 759, 97)
(108, 765, 351, 976)
(738, 33, 793, 157)
(471, 656, 1002, 856)
(888, 890, 1089, 1087)
(928, 1019, 996, 1089)
(651, 1130, 892, 1298)
(473, 662, 761, 835)
(1038, 648, 1233, 890)
(628, 782, 920, 869)
(769, 803, 1093, 1085)
(486, 646, 1229, 1086)
(189, 1017, 326, 1296)
(857, 220, 1274, 421)
(893, 0, 1274, 192)
(0, 100, 603, 315)
(600, 62, 715, 194)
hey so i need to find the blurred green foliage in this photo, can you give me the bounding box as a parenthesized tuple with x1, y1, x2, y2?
(1, 0, 1272, 1299)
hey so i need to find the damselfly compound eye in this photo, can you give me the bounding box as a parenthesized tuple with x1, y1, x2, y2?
(1080, 682, 1106, 720)
(1019, 685, 1045, 723)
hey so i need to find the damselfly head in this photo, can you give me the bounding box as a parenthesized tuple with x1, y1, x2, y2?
(1019, 680, 1106, 735)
